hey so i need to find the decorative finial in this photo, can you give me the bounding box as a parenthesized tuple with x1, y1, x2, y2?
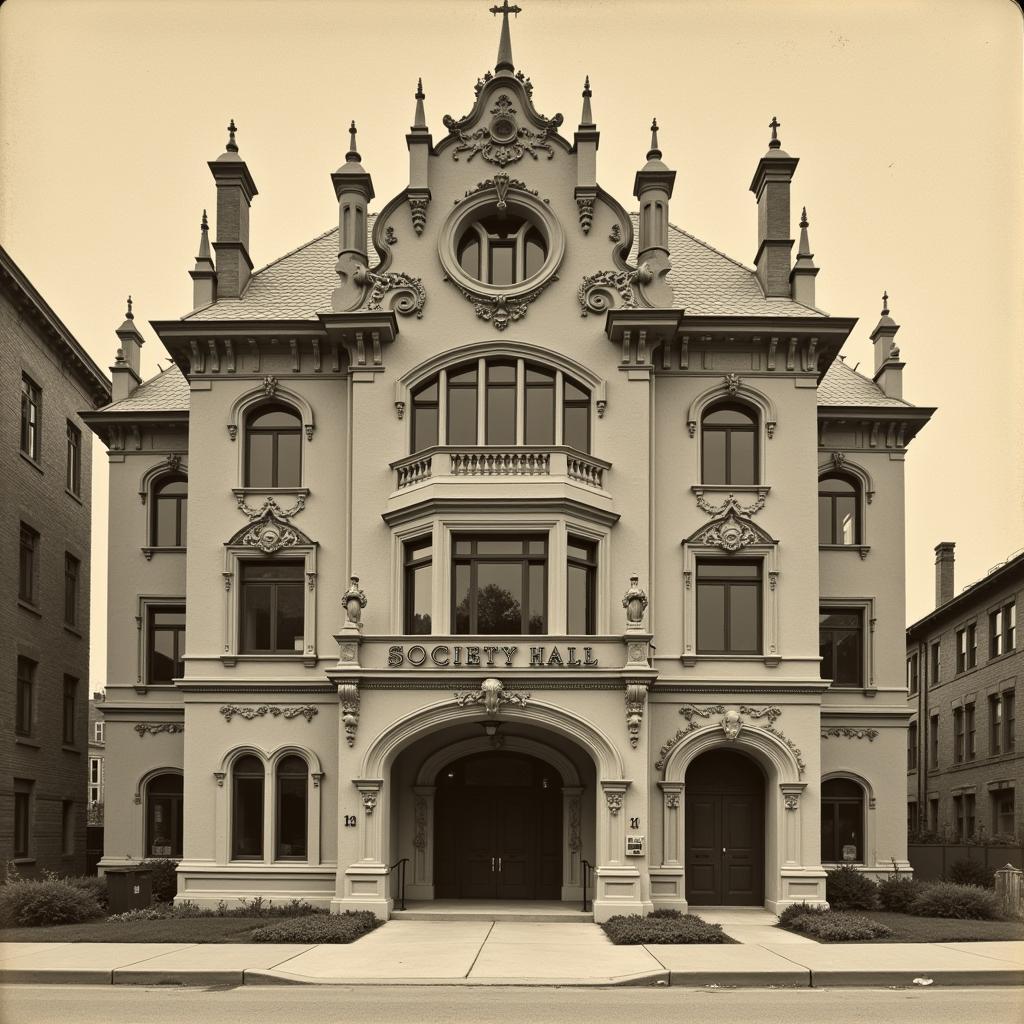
(226, 118, 238, 153)
(412, 79, 428, 131)
(800, 206, 808, 228)
(583, 75, 591, 98)
(768, 115, 781, 149)
(881, 290, 890, 316)
(647, 117, 662, 160)
(125, 295, 134, 320)
(346, 120, 360, 162)
(490, 1, 522, 74)
(196, 209, 212, 261)
(415, 77, 424, 100)
(579, 74, 594, 128)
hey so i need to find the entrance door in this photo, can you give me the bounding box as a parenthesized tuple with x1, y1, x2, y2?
(684, 749, 764, 905)
(433, 752, 561, 899)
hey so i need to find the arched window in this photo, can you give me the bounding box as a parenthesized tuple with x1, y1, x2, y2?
(818, 474, 861, 545)
(457, 215, 548, 286)
(275, 755, 308, 860)
(701, 401, 758, 485)
(821, 778, 865, 863)
(244, 404, 302, 488)
(151, 475, 187, 547)
(146, 773, 183, 858)
(231, 755, 265, 860)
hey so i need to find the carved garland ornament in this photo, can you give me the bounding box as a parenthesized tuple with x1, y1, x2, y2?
(134, 723, 184, 737)
(450, 276, 557, 331)
(219, 704, 319, 723)
(454, 677, 530, 715)
(353, 266, 426, 318)
(576, 196, 594, 234)
(338, 683, 360, 747)
(821, 727, 880, 741)
(236, 511, 303, 555)
(461, 173, 538, 207)
(693, 489, 768, 518)
(578, 264, 653, 317)
(443, 94, 563, 167)
(236, 493, 306, 521)
(414, 796, 428, 849)
(409, 197, 429, 235)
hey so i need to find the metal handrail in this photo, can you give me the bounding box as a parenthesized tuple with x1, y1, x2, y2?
(581, 858, 594, 913)
(387, 857, 410, 911)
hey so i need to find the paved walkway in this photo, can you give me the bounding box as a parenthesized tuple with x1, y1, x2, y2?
(1, 922, 1021, 987)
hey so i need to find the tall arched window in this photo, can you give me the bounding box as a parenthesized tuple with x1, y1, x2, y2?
(818, 474, 861, 545)
(820, 778, 865, 863)
(244, 404, 302, 488)
(146, 773, 183, 858)
(232, 755, 265, 860)
(275, 755, 308, 860)
(701, 401, 758, 485)
(151, 475, 187, 547)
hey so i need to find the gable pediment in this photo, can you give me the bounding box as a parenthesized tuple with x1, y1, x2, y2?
(685, 512, 776, 553)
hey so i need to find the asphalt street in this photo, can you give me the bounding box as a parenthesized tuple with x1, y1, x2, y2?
(1, 984, 1023, 1024)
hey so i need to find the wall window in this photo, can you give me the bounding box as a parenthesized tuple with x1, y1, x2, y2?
(486, 361, 518, 444)
(929, 714, 939, 769)
(19, 523, 38, 605)
(697, 560, 762, 654)
(566, 536, 597, 635)
(701, 401, 757, 485)
(908, 801, 918, 834)
(244, 403, 302, 488)
(452, 536, 547, 635)
(62, 675, 77, 745)
(93, 721, 104, 743)
(563, 377, 590, 452)
(993, 791, 1015, 836)
(446, 364, 478, 445)
(240, 561, 305, 653)
(20, 374, 41, 461)
(410, 379, 439, 452)
(64, 553, 80, 628)
(403, 537, 433, 635)
(146, 774, 183, 858)
(16, 657, 34, 736)
(953, 792, 976, 840)
(89, 758, 102, 805)
(14, 780, 32, 858)
(821, 778, 864, 863)
(908, 721, 918, 771)
(62, 800, 75, 857)
(819, 608, 863, 687)
(818, 474, 861, 545)
(151, 475, 187, 547)
(148, 606, 186, 683)
(231, 756, 264, 859)
(965, 701, 976, 761)
(954, 707, 964, 763)
(990, 601, 1016, 658)
(956, 624, 977, 673)
(1003, 688, 1016, 753)
(930, 641, 941, 686)
(907, 653, 919, 695)
(928, 797, 939, 832)
(275, 756, 308, 860)
(66, 421, 82, 495)
(457, 214, 547, 286)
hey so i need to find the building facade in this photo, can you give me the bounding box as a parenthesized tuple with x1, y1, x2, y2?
(1, 246, 111, 877)
(907, 544, 1021, 841)
(88, 692, 106, 825)
(85, 11, 933, 918)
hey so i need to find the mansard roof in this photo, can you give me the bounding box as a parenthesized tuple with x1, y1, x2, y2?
(816, 357, 914, 409)
(95, 363, 190, 414)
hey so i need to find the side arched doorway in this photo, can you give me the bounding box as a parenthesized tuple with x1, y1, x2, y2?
(685, 749, 765, 905)
(433, 751, 562, 900)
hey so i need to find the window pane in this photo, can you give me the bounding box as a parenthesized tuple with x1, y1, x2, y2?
(487, 382, 516, 445)
(524, 382, 555, 445)
(242, 584, 272, 652)
(697, 582, 726, 652)
(407, 562, 432, 634)
(153, 609, 186, 627)
(246, 433, 274, 487)
(458, 234, 480, 277)
(567, 563, 591, 634)
(524, 229, 546, 277)
(475, 561, 523, 633)
(729, 584, 760, 652)
(152, 630, 177, 682)
(489, 242, 515, 285)
(242, 562, 304, 582)
(701, 430, 727, 484)
(528, 562, 546, 634)
(704, 405, 755, 426)
(729, 430, 756, 485)
(155, 497, 179, 546)
(818, 495, 831, 544)
(489, 363, 516, 384)
(563, 404, 589, 452)
(233, 775, 264, 858)
(567, 539, 593, 561)
(453, 563, 471, 633)
(447, 385, 478, 445)
(476, 538, 526, 555)
(275, 583, 305, 652)
(277, 774, 307, 859)
(836, 802, 862, 860)
(835, 630, 862, 686)
(698, 561, 760, 578)
(836, 496, 857, 545)
(276, 432, 302, 488)
(412, 405, 438, 452)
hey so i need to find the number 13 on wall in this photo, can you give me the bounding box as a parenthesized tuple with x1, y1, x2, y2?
(344, 814, 358, 827)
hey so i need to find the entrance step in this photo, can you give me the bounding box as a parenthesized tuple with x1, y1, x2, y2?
(391, 899, 593, 923)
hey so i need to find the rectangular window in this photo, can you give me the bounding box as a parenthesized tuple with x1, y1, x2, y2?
(819, 608, 863, 687)
(1006, 688, 1016, 753)
(62, 675, 77, 745)
(485, 362, 517, 445)
(452, 535, 547, 635)
(993, 791, 1015, 836)
(928, 797, 939, 832)
(20, 374, 41, 460)
(16, 657, 34, 736)
(697, 560, 762, 654)
(990, 601, 1016, 657)
(93, 721, 104, 743)
(403, 537, 433, 635)
(14, 780, 32, 858)
(953, 793, 976, 840)
(411, 381, 438, 453)
(148, 606, 186, 683)
(907, 654, 919, 694)
(929, 714, 939, 769)
(19, 523, 38, 605)
(965, 701, 976, 761)
(907, 720, 918, 771)
(967, 623, 977, 669)
(953, 707, 964, 763)
(64, 553, 80, 628)
(956, 628, 966, 673)
(523, 366, 555, 446)
(990, 693, 1004, 755)
(66, 421, 82, 495)
(62, 800, 75, 856)
(908, 802, 917, 834)
(566, 536, 597, 635)
(88, 756, 102, 805)
(240, 562, 304, 653)
(930, 641, 940, 686)
(446, 365, 478, 446)
(562, 379, 590, 453)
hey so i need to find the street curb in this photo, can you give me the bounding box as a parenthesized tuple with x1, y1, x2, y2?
(244, 969, 672, 987)
(0, 969, 113, 985)
(808, 968, 1024, 988)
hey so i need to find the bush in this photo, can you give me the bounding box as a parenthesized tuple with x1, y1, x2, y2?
(142, 859, 179, 903)
(0, 878, 103, 927)
(647, 908, 683, 919)
(601, 912, 734, 945)
(825, 866, 879, 910)
(909, 882, 999, 920)
(250, 911, 379, 944)
(66, 875, 109, 912)
(108, 897, 328, 922)
(790, 911, 892, 942)
(877, 876, 926, 913)
(948, 859, 994, 889)
(777, 902, 829, 928)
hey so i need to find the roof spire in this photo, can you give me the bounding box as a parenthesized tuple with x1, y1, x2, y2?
(796, 206, 814, 259)
(579, 75, 594, 128)
(346, 120, 361, 163)
(225, 118, 238, 154)
(197, 209, 211, 260)
(412, 78, 428, 132)
(490, 1, 522, 74)
(881, 290, 890, 316)
(647, 118, 662, 161)
(125, 295, 134, 320)
(768, 114, 781, 150)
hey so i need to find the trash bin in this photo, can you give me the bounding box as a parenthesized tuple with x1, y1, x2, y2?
(104, 866, 153, 915)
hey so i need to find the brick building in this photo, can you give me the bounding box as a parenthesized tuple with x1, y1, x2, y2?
(907, 544, 1022, 841)
(0, 246, 111, 876)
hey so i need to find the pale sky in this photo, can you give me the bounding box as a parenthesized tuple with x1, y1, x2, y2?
(1, 0, 1021, 690)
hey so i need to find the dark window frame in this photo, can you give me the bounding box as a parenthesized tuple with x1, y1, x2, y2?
(150, 474, 188, 548)
(820, 778, 865, 863)
(275, 755, 309, 861)
(456, 216, 549, 287)
(907, 721, 918, 771)
(819, 608, 864, 688)
(410, 379, 439, 453)
(147, 605, 186, 684)
(403, 537, 433, 635)
(930, 641, 941, 686)
(485, 361, 517, 445)
(16, 657, 34, 737)
(907, 653, 919, 695)
(66, 421, 82, 495)
(446, 364, 479, 446)
(566, 535, 598, 635)
(20, 373, 41, 461)
(14, 781, 32, 859)
(696, 559, 763, 655)
(64, 552, 80, 628)
(243, 402, 302, 488)
(990, 601, 1016, 658)
(929, 714, 940, 768)
(965, 701, 976, 761)
(239, 560, 305, 654)
(231, 756, 265, 860)
(146, 773, 184, 858)
(818, 473, 861, 546)
(700, 400, 758, 486)
(19, 523, 39, 605)
(62, 675, 77, 746)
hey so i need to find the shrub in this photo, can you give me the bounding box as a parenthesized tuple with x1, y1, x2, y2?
(777, 902, 829, 928)
(601, 913, 734, 945)
(647, 908, 683, 919)
(250, 911, 379, 944)
(108, 897, 328, 922)
(948, 859, 994, 889)
(909, 882, 999, 920)
(65, 875, 109, 912)
(877, 875, 926, 913)
(790, 911, 892, 942)
(825, 866, 879, 910)
(142, 859, 179, 903)
(0, 878, 103, 927)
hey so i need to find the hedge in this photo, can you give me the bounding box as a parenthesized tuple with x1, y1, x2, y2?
(0, 878, 104, 927)
(601, 912, 734, 945)
(249, 911, 380, 944)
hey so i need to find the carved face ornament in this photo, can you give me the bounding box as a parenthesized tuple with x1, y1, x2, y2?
(722, 709, 743, 740)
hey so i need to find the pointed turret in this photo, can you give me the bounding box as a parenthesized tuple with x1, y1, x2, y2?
(332, 121, 375, 311)
(110, 297, 145, 403)
(207, 119, 258, 299)
(188, 210, 217, 310)
(574, 76, 600, 234)
(406, 79, 433, 235)
(749, 116, 799, 298)
(871, 291, 905, 399)
(632, 118, 676, 305)
(491, 1, 521, 75)
(789, 206, 819, 307)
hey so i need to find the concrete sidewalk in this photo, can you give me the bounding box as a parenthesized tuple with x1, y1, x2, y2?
(1, 923, 1022, 988)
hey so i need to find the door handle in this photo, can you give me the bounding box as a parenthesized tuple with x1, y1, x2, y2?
(498, 857, 502, 872)
(491, 857, 495, 872)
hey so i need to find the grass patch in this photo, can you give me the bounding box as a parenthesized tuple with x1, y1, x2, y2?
(855, 911, 1024, 943)
(602, 910, 736, 945)
(0, 916, 271, 943)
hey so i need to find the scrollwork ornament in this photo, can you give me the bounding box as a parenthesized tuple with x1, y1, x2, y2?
(665, 792, 680, 810)
(691, 511, 771, 553)
(693, 489, 767, 518)
(785, 793, 800, 811)
(414, 797, 428, 849)
(569, 798, 581, 851)
(362, 792, 378, 815)
(722, 373, 742, 396)
(134, 723, 184, 737)
(461, 172, 538, 207)
(444, 95, 563, 166)
(605, 791, 623, 816)
(454, 677, 530, 715)
(625, 683, 647, 749)
(409, 197, 429, 235)
(262, 375, 278, 398)
(578, 264, 653, 316)
(236, 493, 306, 520)
(450, 276, 556, 330)
(353, 266, 426, 318)
(219, 704, 319, 723)
(821, 727, 879, 741)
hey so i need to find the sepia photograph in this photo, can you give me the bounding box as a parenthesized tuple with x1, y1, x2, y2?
(0, 0, 1021, 1021)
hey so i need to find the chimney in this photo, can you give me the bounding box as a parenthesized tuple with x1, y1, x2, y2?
(749, 116, 798, 298)
(632, 118, 676, 306)
(331, 121, 375, 312)
(208, 119, 258, 299)
(188, 210, 217, 310)
(406, 79, 432, 236)
(935, 542, 955, 607)
(110, 296, 144, 403)
(871, 291, 905, 400)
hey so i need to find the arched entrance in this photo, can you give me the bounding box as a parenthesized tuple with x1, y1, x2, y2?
(433, 751, 562, 899)
(684, 748, 765, 905)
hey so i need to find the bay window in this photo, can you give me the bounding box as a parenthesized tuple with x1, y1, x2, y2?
(453, 536, 547, 635)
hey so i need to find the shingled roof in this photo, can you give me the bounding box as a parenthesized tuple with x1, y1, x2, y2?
(816, 357, 913, 408)
(97, 363, 190, 414)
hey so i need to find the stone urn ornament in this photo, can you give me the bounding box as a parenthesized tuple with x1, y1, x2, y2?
(622, 573, 648, 630)
(342, 575, 367, 630)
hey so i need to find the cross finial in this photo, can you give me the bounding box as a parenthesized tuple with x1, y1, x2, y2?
(881, 290, 890, 317)
(490, 1, 522, 73)
(125, 295, 134, 320)
(226, 118, 238, 153)
(768, 115, 781, 149)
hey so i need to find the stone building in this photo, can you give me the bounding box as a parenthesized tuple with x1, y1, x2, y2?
(1, 245, 111, 876)
(85, 9, 933, 918)
(907, 544, 1021, 841)
(88, 692, 106, 826)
